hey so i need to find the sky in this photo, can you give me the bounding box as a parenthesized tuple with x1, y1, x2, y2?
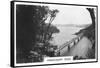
(45, 5, 92, 25)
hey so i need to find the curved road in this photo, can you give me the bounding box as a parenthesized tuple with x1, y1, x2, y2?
(60, 36, 92, 58)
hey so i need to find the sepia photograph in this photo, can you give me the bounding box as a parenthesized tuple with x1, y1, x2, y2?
(11, 1, 98, 67)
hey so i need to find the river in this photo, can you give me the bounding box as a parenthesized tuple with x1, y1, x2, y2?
(49, 25, 83, 47)
(49, 25, 93, 58)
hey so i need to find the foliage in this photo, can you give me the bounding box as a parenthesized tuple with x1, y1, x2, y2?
(86, 48, 95, 59)
(74, 8, 96, 60)
(16, 5, 59, 63)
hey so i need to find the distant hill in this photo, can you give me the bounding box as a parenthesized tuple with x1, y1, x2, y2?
(53, 24, 91, 28)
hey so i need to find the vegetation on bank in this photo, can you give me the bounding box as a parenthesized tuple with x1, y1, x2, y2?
(16, 5, 59, 63)
(74, 8, 96, 59)
(16, 5, 96, 62)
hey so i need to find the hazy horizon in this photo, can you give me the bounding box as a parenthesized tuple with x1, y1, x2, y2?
(45, 6, 92, 25)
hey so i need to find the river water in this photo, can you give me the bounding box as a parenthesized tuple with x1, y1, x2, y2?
(49, 25, 83, 47)
(49, 25, 93, 57)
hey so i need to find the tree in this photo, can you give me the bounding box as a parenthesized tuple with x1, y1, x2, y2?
(86, 8, 95, 27)
(74, 8, 96, 59)
(30, 9, 59, 60)
(16, 5, 49, 63)
(16, 4, 60, 63)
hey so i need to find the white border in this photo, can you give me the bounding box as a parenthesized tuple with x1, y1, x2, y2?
(14, 1, 97, 67)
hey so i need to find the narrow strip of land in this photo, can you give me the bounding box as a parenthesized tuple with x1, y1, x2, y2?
(60, 36, 92, 58)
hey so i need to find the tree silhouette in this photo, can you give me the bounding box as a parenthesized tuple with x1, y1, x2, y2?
(16, 4, 59, 63)
(16, 5, 49, 63)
